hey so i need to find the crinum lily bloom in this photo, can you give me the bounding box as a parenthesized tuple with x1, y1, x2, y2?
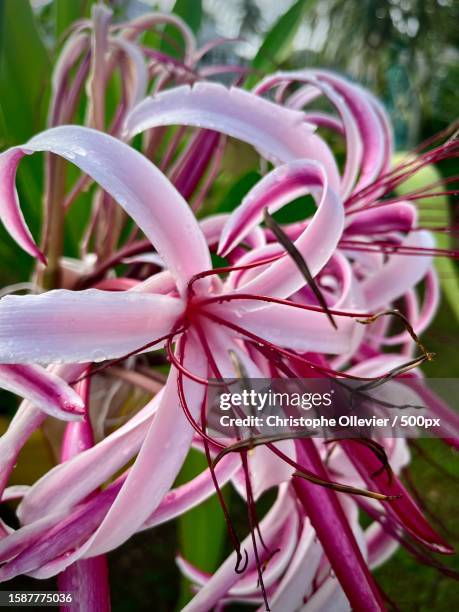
(0, 75, 456, 611)
(0, 83, 371, 586)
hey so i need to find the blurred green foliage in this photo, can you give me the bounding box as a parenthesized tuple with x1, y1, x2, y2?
(245, 0, 317, 88)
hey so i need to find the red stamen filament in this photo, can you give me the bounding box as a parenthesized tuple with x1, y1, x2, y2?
(194, 325, 271, 607)
(346, 140, 459, 209)
(339, 240, 459, 259)
(176, 334, 248, 574)
(198, 292, 373, 319)
(201, 310, 373, 381)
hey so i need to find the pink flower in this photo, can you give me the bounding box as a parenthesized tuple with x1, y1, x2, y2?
(0, 73, 456, 611)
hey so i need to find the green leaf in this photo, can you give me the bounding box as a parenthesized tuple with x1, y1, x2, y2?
(160, 0, 202, 58)
(0, 0, 50, 144)
(217, 171, 261, 213)
(0, 0, 49, 264)
(246, 0, 316, 88)
(175, 449, 228, 607)
(394, 154, 459, 322)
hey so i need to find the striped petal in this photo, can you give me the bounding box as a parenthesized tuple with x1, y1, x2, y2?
(0, 149, 45, 263)
(361, 231, 434, 309)
(124, 82, 340, 191)
(0, 126, 210, 292)
(0, 365, 86, 497)
(0, 289, 183, 364)
(0, 365, 83, 421)
(18, 335, 206, 576)
(18, 393, 160, 524)
(218, 161, 343, 299)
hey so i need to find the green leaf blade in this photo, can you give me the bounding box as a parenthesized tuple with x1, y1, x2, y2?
(246, 0, 316, 88)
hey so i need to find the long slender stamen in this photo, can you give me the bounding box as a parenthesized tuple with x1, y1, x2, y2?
(355, 354, 433, 394)
(357, 308, 430, 358)
(206, 309, 437, 407)
(240, 450, 271, 611)
(202, 310, 373, 381)
(212, 429, 399, 502)
(199, 292, 373, 319)
(71, 328, 184, 384)
(209, 343, 399, 502)
(346, 175, 459, 215)
(194, 325, 272, 586)
(187, 253, 284, 296)
(176, 333, 248, 574)
(225, 350, 272, 556)
(346, 138, 459, 208)
(411, 120, 459, 155)
(167, 337, 219, 386)
(339, 239, 459, 259)
(364, 190, 458, 208)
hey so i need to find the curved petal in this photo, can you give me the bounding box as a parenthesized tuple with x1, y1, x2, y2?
(218, 161, 343, 299)
(220, 301, 356, 354)
(0, 511, 68, 569)
(3, 456, 236, 579)
(120, 13, 196, 65)
(256, 70, 392, 196)
(0, 149, 45, 263)
(21, 335, 207, 576)
(267, 518, 322, 611)
(124, 83, 340, 192)
(315, 71, 388, 192)
(361, 231, 434, 309)
(83, 333, 206, 555)
(183, 486, 292, 612)
(0, 289, 183, 363)
(255, 72, 363, 198)
(57, 384, 110, 612)
(0, 364, 86, 497)
(345, 202, 417, 234)
(18, 393, 160, 524)
(142, 454, 240, 529)
(1, 126, 210, 292)
(278, 70, 390, 193)
(0, 365, 84, 421)
(57, 556, 110, 612)
(0, 486, 118, 580)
